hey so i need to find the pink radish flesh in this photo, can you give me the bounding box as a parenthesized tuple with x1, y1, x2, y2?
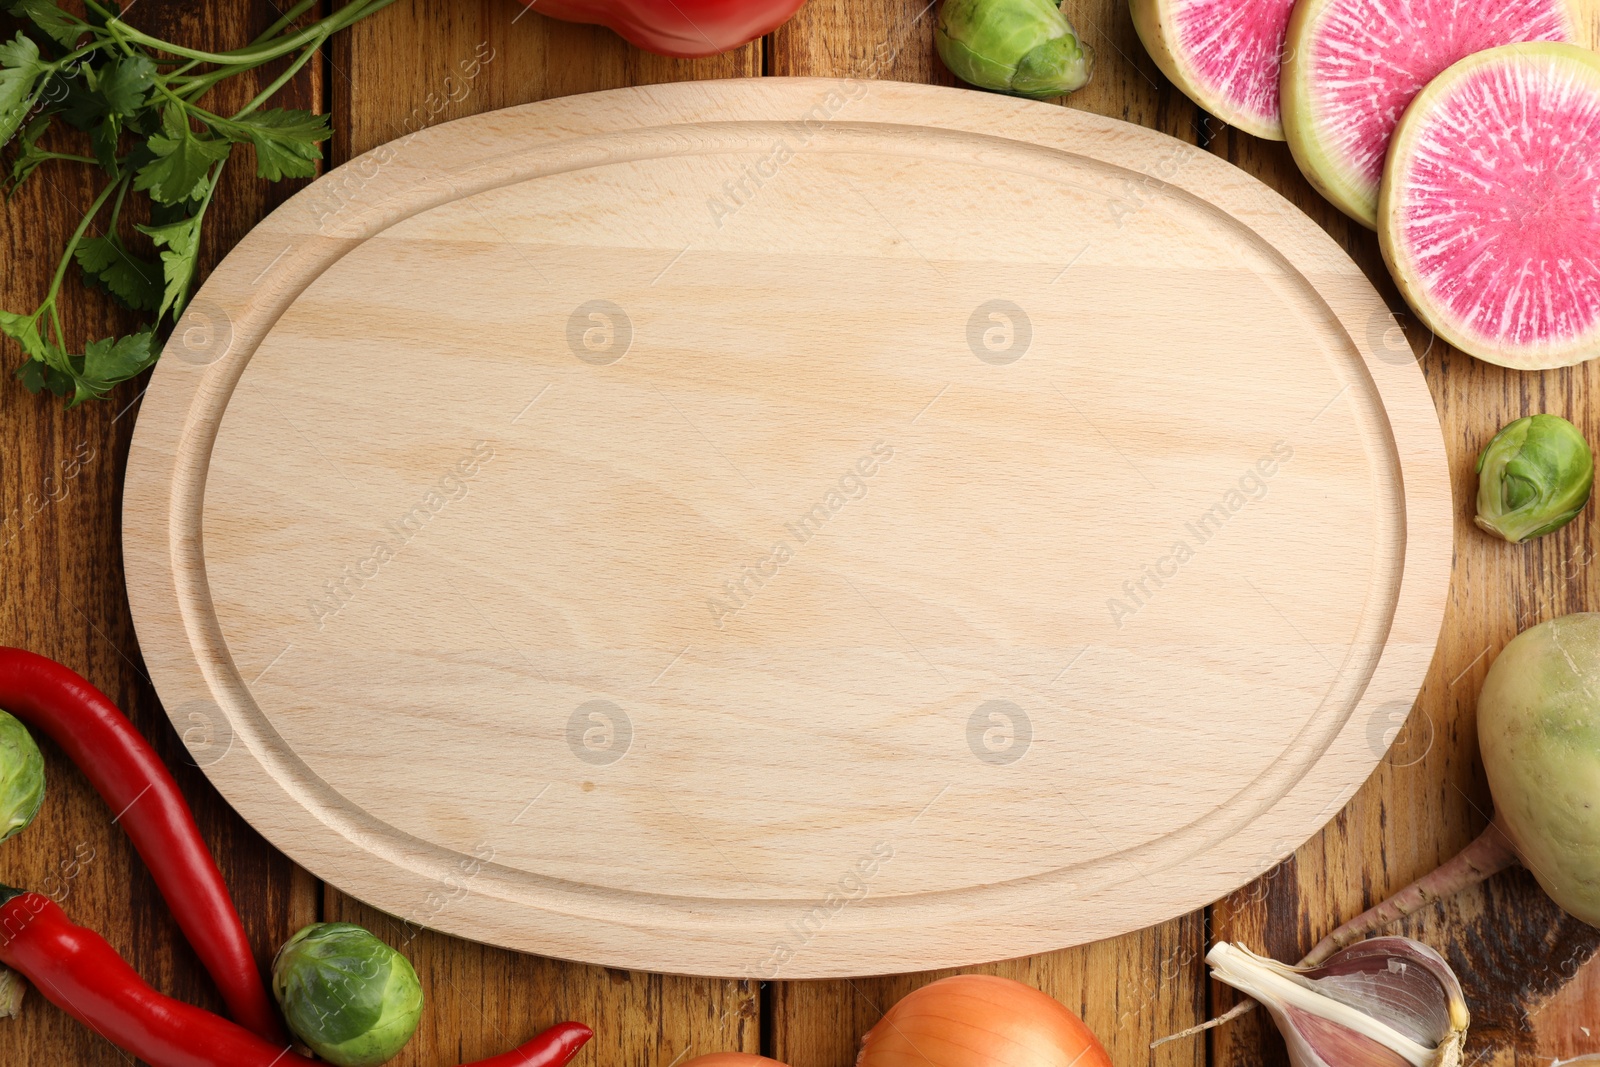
(1389, 54, 1600, 352)
(1304, 0, 1574, 193)
(1171, 0, 1295, 130)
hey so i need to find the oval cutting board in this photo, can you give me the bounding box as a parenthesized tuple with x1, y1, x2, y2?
(124, 78, 1451, 978)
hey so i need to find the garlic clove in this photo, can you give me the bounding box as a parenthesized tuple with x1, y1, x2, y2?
(1207, 938, 1468, 1067)
(1300, 938, 1469, 1047)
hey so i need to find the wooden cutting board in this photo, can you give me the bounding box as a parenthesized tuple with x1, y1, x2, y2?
(123, 78, 1452, 979)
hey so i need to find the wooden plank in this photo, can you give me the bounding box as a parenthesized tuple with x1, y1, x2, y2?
(0, 3, 321, 1063)
(124, 72, 1445, 979)
(772, 917, 1207, 1067)
(333, 896, 761, 1067)
(326, 3, 760, 1065)
(765, 3, 1207, 1064)
(767, 0, 949, 84)
(1209, 8, 1600, 1067)
(8, 2, 1599, 1065)
(332, 0, 760, 162)
(1210, 363, 1600, 1067)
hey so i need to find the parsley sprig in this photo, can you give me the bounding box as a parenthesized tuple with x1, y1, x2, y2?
(0, 0, 395, 404)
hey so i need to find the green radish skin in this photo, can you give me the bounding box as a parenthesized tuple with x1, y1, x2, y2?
(1181, 609, 1600, 1038)
(1478, 613, 1600, 926)
(1279, 0, 1360, 221)
(1281, 0, 1581, 229)
(1306, 611, 1600, 956)
(1130, 0, 1290, 141)
(1378, 42, 1600, 370)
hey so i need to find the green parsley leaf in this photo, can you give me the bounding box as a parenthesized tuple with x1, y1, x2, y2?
(136, 212, 204, 318)
(57, 66, 107, 130)
(2, 0, 390, 406)
(0, 308, 50, 363)
(15, 355, 72, 396)
(134, 102, 230, 204)
(8, 114, 52, 191)
(88, 116, 120, 174)
(0, 32, 51, 147)
(53, 56, 154, 159)
(8, 1, 87, 48)
(16, 356, 52, 395)
(74, 329, 155, 402)
(215, 107, 329, 181)
(58, 54, 158, 126)
(74, 235, 161, 312)
(96, 55, 155, 119)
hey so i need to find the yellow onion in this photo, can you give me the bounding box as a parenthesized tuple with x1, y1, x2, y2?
(857, 975, 1112, 1067)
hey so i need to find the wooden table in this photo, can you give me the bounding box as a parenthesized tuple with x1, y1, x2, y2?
(2, 2, 1598, 1064)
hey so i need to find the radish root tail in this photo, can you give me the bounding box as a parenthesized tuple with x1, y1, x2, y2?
(1148, 820, 1519, 1049)
(1300, 820, 1518, 966)
(1149, 1000, 1254, 1047)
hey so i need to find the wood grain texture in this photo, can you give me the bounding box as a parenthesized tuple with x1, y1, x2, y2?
(332, 0, 760, 162)
(771, 914, 1209, 1067)
(0, 3, 321, 1064)
(327, 3, 760, 1065)
(760, 6, 1220, 1066)
(1211, 7, 1600, 1067)
(768, 2, 1599, 1066)
(121, 76, 1450, 978)
(329, 893, 760, 1067)
(1, 0, 1597, 1064)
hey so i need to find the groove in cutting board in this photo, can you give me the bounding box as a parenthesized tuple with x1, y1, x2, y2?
(123, 79, 1451, 978)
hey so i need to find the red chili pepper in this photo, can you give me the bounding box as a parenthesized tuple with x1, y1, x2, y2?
(0, 886, 593, 1067)
(0, 647, 282, 1042)
(519, 0, 806, 57)
(460, 1022, 594, 1067)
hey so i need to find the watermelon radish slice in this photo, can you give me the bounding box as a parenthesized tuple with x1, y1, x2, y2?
(1283, 0, 1579, 227)
(1379, 43, 1600, 370)
(1130, 0, 1297, 140)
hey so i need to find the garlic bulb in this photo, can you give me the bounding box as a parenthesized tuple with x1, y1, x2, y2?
(1207, 938, 1468, 1067)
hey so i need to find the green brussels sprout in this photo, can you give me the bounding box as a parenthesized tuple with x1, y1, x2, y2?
(935, 0, 1094, 99)
(1475, 414, 1593, 544)
(0, 710, 44, 842)
(272, 923, 423, 1067)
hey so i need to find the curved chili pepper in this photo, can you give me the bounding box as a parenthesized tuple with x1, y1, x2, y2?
(456, 1022, 595, 1067)
(0, 885, 593, 1067)
(0, 647, 282, 1042)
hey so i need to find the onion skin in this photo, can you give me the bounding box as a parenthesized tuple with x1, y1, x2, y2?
(1477, 612, 1600, 927)
(857, 975, 1112, 1067)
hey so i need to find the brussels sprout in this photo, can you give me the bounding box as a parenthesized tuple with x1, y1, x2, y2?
(1475, 414, 1594, 543)
(0, 710, 44, 842)
(935, 0, 1094, 99)
(272, 923, 423, 1067)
